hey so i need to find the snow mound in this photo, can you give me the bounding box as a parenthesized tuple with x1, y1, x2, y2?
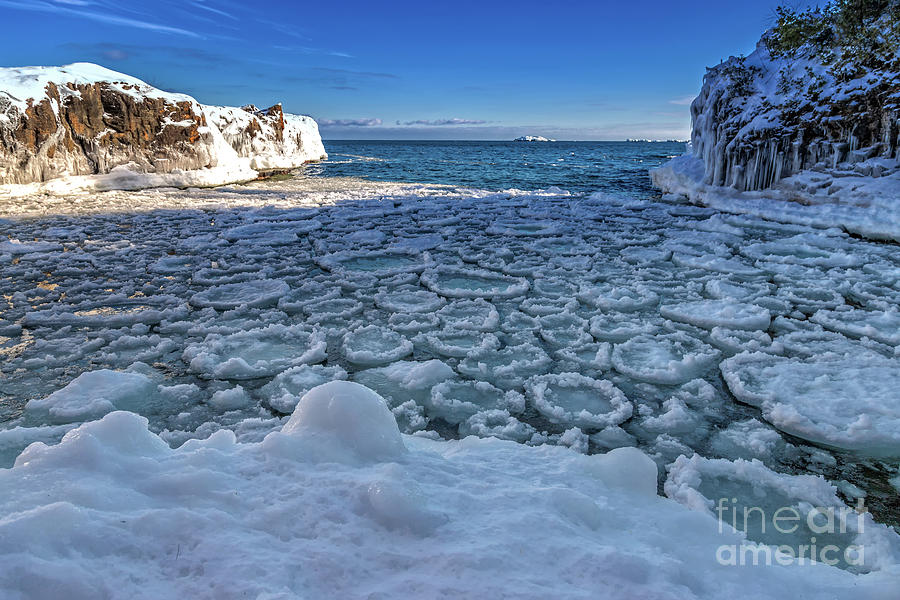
(279, 381, 407, 463)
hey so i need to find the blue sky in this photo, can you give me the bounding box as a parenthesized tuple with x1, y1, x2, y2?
(0, 0, 814, 140)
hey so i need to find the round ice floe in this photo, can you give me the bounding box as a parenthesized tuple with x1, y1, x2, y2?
(436, 299, 500, 331)
(189, 279, 289, 310)
(538, 313, 592, 348)
(342, 325, 413, 366)
(25, 369, 159, 424)
(303, 297, 364, 323)
(374, 288, 444, 313)
(612, 332, 720, 385)
(741, 239, 861, 268)
(499, 310, 540, 333)
(486, 219, 561, 236)
(0, 240, 62, 255)
(183, 324, 326, 379)
(775, 286, 844, 313)
(518, 296, 578, 317)
(427, 381, 525, 425)
(811, 309, 900, 346)
(553, 342, 612, 374)
(316, 249, 431, 277)
(280, 381, 406, 464)
(589, 313, 657, 342)
(776, 330, 889, 360)
(672, 253, 764, 277)
(458, 409, 536, 442)
(458, 342, 552, 389)
(421, 266, 529, 299)
(222, 220, 321, 243)
(419, 329, 500, 359)
(531, 277, 578, 298)
(665, 454, 900, 572)
(526, 373, 632, 430)
(387, 312, 440, 335)
(150, 254, 203, 274)
(709, 419, 789, 462)
(261, 364, 348, 413)
(705, 278, 772, 302)
(620, 246, 672, 266)
(577, 283, 659, 312)
(720, 351, 900, 455)
(23, 302, 184, 328)
(709, 327, 780, 355)
(660, 300, 770, 331)
(352, 360, 455, 408)
(191, 266, 260, 287)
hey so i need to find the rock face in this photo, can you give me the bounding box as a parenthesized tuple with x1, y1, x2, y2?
(0, 63, 326, 194)
(686, 41, 899, 192)
(205, 103, 326, 172)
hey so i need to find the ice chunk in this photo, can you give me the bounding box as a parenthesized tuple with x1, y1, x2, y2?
(811, 309, 900, 346)
(209, 386, 252, 411)
(458, 409, 536, 442)
(428, 380, 525, 425)
(436, 299, 500, 331)
(183, 324, 326, 379)
(577, 283, 659, 312)
(261, 364, 348, 414)
(353, 360, 455, 408)
(612, 332, 720, 385)
(374, 288, 445, 314)
(342, 325, 413, 366)
(189, 279, 290, 310)
(526, 373, 632, 430)
(25, 369, 159, 424)
(421, 266, 529, 299)
(458, 342, 552, 388)
(720, 352, 900, 455)
(661, 300, 770, 331)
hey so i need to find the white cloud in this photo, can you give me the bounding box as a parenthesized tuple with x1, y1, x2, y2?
(318, 118, 383, 127)
(668, 96, 696, 106)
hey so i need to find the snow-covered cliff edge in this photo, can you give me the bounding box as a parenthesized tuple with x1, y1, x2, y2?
(0, 63, 326, 196)
(652, 3, 900, 240)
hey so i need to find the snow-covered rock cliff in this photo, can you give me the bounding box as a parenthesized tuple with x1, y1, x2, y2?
(652, 4, 900, 240)
(0, 63, 326, 196)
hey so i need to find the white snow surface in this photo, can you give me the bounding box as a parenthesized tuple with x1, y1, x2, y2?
(2, 386, 898, 599)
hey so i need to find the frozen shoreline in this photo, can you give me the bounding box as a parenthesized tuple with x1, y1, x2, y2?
(2, 177, 900, 597)
(651, 153, 900, 243)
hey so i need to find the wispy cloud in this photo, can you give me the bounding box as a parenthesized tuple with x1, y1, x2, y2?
(312, 68, 398, 79)
(399, 118, 488, 126)
(669, 96, 696, 106)
(0, 0, 203, 37)
(61, 42, 225, 64)
(318, 118, 383, 127)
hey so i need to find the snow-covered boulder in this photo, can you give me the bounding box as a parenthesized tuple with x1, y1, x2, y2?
(0, 63, 326, 196)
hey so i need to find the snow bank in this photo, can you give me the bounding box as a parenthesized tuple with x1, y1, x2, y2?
(2, 384, 898, 598)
